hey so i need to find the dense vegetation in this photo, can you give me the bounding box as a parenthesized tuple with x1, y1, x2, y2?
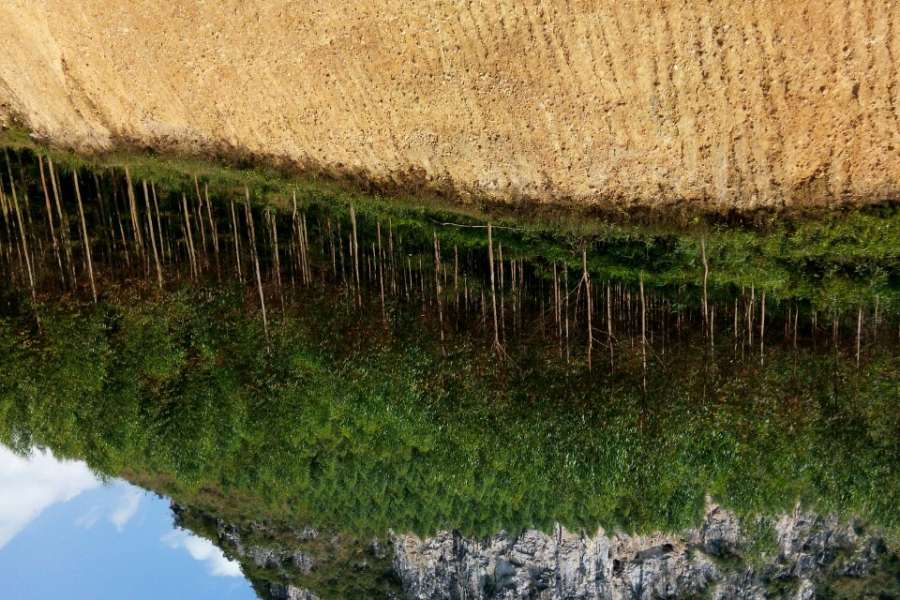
(0, 281, 898, 540)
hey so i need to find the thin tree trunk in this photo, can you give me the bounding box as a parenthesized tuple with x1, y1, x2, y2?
(194, 177, 208, 266)
(607, 281, 614, 374)
(734, 297, 739, 356)
(419, 256, 425, 302)
(301, 213, 311, 285)
(337, 220, 346, 285)
(640, 272, 648, 402)
(181, 193, 198, 279)
(378, 222, 386, 320)
(269, 211, 284, 312)
(749, 285, 755, 353)
(115, 194, 131, 269)
(582, 249, 592, 372)
(328, 219, 337, 277)
(350, 204, 361, 307)
(203, 183, 221, 279)
(760, 292, 766, 366)
(73, 171, 98, 301)
(553, 262, 561, 353)
(564, 267, 570, 363)
(291, 192, 305, 285)
(454, 244, 459, 310)
(701, 237, 709, 328)
(245, 186, 270, 354)
(857, 305, 863, 366)
(499, 243, 505, 343)
(0, 178, 14, 267)
(0, 181, 8, 267)
(151, 183, 166, 261)
(389, 219, 396, 294)
(230, 199, 243, 281)
(124, 166, 145, 260)
(5, 152, 38, 312)
(38, 157, 64, 280)
(434, 232, 445, 352)
(141, 181, 163, 289)
(793, 303, 799, 378)
(48, 157, 76, 285)
(487, 223, 502, 355)
(406, 255, 412, 300)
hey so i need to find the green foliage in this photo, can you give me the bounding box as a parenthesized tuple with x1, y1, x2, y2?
(0, 285, 898, 545)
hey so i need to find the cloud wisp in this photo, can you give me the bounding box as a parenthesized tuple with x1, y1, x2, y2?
(111, 487, 143, 532)
(161, 530, 243, 577)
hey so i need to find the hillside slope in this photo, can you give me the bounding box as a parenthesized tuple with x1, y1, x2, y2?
(1, 0, 898, 209)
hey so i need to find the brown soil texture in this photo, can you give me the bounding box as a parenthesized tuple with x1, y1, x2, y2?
(1, 1, 898, 210)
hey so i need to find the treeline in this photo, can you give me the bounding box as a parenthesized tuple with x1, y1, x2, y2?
(0, 147, 898, 376)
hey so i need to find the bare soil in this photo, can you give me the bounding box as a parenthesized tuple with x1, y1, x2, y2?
(1, 0, 898, 210)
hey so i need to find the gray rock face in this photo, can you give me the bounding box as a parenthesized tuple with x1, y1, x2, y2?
(392, 527, 716, 600)
(173, 501, 896, 600)
(391, 503, 890, 600)
(268, 584, 321, 600)
(215, 519, 317, 574)
(701, 506, 742, 557)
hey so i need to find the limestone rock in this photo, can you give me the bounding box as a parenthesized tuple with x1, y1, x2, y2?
(391, 504, 891, 600)
(268, 584, 320, 600)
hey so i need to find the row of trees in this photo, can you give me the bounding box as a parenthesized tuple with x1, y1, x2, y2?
(0, 147, 897, 378)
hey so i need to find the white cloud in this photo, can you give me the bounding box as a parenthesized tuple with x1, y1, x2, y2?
(75, 505, 102, 530)
(111, 487, 142, 532)
(161, 530, 243, 577)
(0, 445, 101, 549)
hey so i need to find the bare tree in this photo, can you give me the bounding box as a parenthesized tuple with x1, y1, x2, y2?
(434, 232, 445, 352)
(4, 152, 37, 309)
(38, 157, 64, 280)
(487, 224, 503, 356)
(244, 186, 270, 354)
(350, 204, 362, 308)
(73, 171, 97, 301)
(141, 180, 163, 289)
(581, 249, 592, 372)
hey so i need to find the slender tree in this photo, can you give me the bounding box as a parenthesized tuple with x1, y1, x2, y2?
(141, 181, 163, 289)
(73, 171, 97, 301)
(230, 199, 243, 281)
(582, 248, 592, 372)
(38, 157, 64, 280)
(48, 157, 76, 285)
(4, 151, 37, 313)
(244, 186, 269, 354)
(350, 204, 362, 308)
(487, 224, 503, 356)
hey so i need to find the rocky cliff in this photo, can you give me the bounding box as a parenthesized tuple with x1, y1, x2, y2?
(176, 503, 899, 600)
(392, 504, 896, 599)
(1, 1, 899, 210)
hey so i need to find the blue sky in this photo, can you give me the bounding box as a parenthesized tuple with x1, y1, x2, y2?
(0, 445, 258, 600)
